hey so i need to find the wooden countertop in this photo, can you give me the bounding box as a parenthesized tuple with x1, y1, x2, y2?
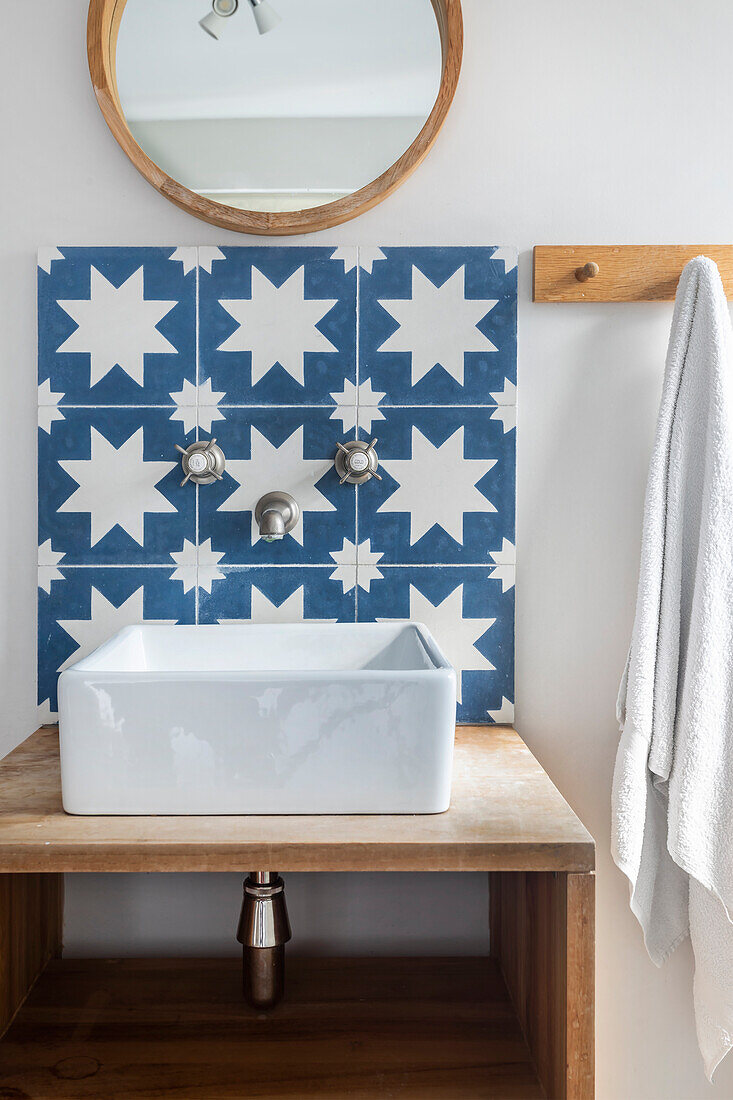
(0, 726, 594, 874)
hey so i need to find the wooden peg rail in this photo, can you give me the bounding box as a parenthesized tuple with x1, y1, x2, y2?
(533, 245, 733, 302)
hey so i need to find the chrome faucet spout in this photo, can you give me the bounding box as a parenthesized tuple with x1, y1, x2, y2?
(254, 492, 300, 543)
(258, 508, 286, 541)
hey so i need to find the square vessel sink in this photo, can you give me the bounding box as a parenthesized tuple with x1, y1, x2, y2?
(58, 623, 456, 815)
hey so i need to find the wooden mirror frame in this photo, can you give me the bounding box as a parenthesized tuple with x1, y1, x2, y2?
(87, 0, 462, 236)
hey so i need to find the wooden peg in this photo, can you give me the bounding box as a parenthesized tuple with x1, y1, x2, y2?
(575, 261, 599, 283)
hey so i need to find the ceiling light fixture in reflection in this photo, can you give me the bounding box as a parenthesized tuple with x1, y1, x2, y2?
(199, 0, 239, 39)
(248, 0, 281, 35)
(199, 0, 281, 39)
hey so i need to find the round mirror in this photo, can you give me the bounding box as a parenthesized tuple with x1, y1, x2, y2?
(87, 0, 462, 234)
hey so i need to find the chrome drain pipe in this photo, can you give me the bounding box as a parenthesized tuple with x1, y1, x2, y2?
(237, 872, 291, 1009)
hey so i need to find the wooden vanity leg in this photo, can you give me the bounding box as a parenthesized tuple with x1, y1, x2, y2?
(0, 873, 63, 1038)
(489, 870, 595, 1100)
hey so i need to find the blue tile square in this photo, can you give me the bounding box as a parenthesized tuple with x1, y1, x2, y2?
(358, 246, 517, 406)
(357, 407, 515, 565)
(39, 407, 195, 565)
(198, 567, 356, 624)
(198, 246, 357, 406)
(37, 566, 195, 714)
(38, 247, 196, 406)
(197, 406, 356, 565)
(356, 565, 514, 724)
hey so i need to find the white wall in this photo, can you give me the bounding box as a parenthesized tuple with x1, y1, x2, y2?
(63, 872, 488, 958)
(3, 1, 733, 1095)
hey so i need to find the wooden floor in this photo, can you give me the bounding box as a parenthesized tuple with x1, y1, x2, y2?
(0, 956, 545, 1099)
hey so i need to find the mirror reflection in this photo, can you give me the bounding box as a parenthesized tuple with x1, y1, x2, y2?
(115, 0, 443, 213)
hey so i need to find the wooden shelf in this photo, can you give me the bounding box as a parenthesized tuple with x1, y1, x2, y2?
(0, 726, 594, 874)
(0, 956, 544, 1099)
(0, 728, 595, 1096)
(533, 244, 733, 302)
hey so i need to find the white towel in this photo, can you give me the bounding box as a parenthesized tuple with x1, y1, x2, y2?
(612, 255, 733, 1081)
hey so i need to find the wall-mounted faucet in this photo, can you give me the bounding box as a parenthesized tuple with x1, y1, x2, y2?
(255, 491, 300, 542)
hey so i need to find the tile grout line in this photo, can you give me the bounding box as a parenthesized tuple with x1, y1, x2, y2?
(45, 403, 517, 410)
(44, 562, 515, 571)
(195, 250, 201, 624)
(355, 244, 360, 395)
(354, 485, 359, 621)
(354, 245, 360, 622)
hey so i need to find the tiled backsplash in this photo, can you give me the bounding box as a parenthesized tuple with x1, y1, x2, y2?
(38, 246, 516, 724)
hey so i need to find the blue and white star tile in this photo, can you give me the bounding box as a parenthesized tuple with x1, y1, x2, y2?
(198, 247, 357, 406)
(39, 407, 195, 565)
(38, 247, 196, 406)
(358, 247, 517, 406)
(38, 566, 195, 715)
(356, 566, 514, 724)
(197, 406, 356, 565)
(198, 567, 356, 624)
(328, 538, 384, 595)
(357, 406, 515, 565)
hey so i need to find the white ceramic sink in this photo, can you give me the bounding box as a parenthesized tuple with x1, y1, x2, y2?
(58, 623, 456, 815)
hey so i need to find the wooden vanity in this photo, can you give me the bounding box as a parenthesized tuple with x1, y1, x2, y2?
(0, 725, 594, 1099)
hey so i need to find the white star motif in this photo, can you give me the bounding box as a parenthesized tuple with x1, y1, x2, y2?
(357, 541, 385, 590)
(170, 538, 225, 593)
(59, 427, 177, 546)
(329, 539, 357, 593)
(58, 586, 178, 671)
(328, 379, 386, 434)
(169, 247, 227, 275)
(329, 402, 357, 433)
(169, 247, 198, 276)
(38, 380, 65, 433)
(169, 538, 198, 592)
(169, 379, 198, 435)
(491, 247, 517, 274)
(218, 267, 337, 387)
(196, 538, 226, 591)
(330, 247, 358, 273)
(378, 266, 498, 387)
(219, 585, 337, 625)
(488, 696, 515, 724)
(356, 376, 387, 434)
(358, 248, 388, 274)
(490, 378, 517, 433)
(358, 408, 386, 435)
(38, 247, 65, 274)
(56, 267, 177, 388)
(331, 246, 387, 274)
(379, 427, 496, 545)
(329, 539, 384, 593)
(488, 539, 515, 592)
(220, 426, 336, 545)
(379, 584, 495, 704)
(169, 379, 227, 435)
(355, 539, 385, 591)
(490, 379, 516, 405)
(38, 540, 65, 593)
(355, 377, 387, 407)
(198, 246, 227, 273)
(491, 407, 516, 434)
